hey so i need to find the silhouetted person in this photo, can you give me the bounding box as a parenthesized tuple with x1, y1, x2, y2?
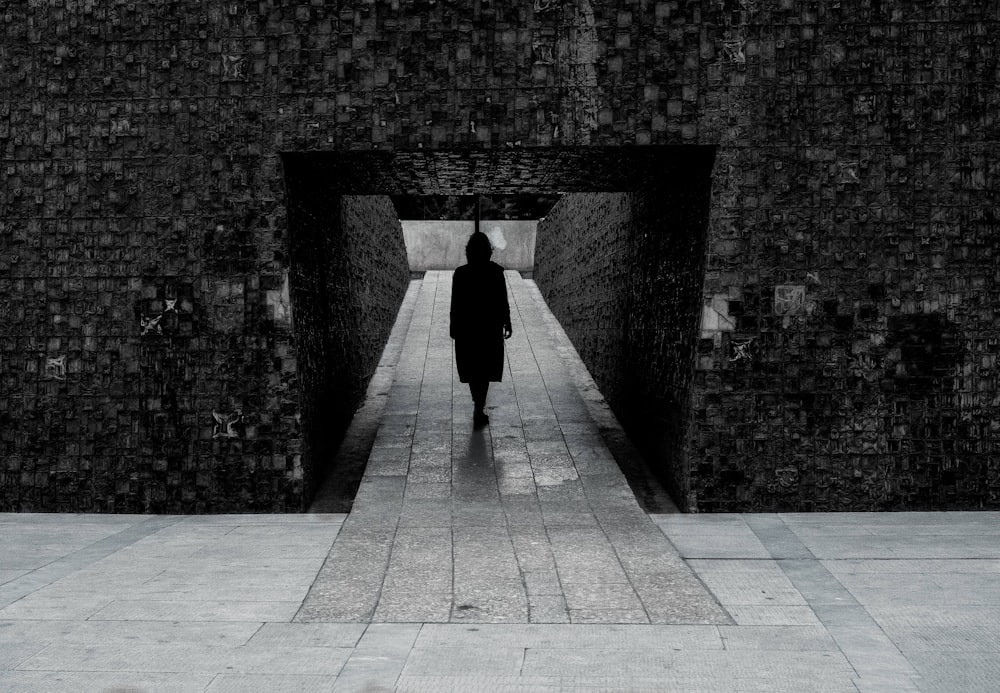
(450, 231, 512, 428)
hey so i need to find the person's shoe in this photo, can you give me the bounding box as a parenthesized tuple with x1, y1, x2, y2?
(473, 410, 489, 429)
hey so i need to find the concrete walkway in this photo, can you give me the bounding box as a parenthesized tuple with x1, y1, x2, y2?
(0, 272, 998, 692)
(297, 271, 723, 626)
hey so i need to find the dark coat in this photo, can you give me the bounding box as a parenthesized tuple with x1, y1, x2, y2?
(450, 261, 511, 383)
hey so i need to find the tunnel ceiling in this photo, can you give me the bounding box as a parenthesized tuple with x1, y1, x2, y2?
(389, 194, 562, 221)
(282, 146, 716, 196)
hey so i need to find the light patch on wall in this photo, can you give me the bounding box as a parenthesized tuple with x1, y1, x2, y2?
(485, 225, 507, 250)
(401, 220, 536, 270)
(701, 293, 735, 346)
(266, 272, 292, 326)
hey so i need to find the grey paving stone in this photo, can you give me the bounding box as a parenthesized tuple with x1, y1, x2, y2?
(666, 533, 774, 559)
(91, 599, 302, 622)
(400, 646, 526, 676)
(527, 595, 571, 623)
(133, 560, 323, 588)
(366, 447, 412, 476)
(0, 570, 29, 586)
(633, 579, 730, 622)
(248, 623, 366, 648)
(724, 605, 824, 626)
(452, 581, 529, 623)
(374, 592, 453, 623)
(908, 652, 1000, 693)
(0, 620, 79, 645)
(332, 624, 420, 693)
(123, 581, 312, 603)
(22, 642, 352, 675)
(653, 513, 749, 527)
(415, 623, 720, 649)
(0, 671, 216, 693)
(0, 516, 182, 608)
(743, 527, 815, 560)
(394, 675, 857, 693)
(522, 571, 563, 596)
(885, 624, 1000, 653)
(0, 593, 116, 620)
(852, 678, 921, 693)
(541, 510, 600, 527)
(568, 608, 649, 624)
(521, 648, 855, 679)
(811, 603, 880, 628)
(823, 558, 1000, 574)
(864, 604, 1000, 629)
(205, 674, 340, 693)
(59, 620, 259, 646)
(296, 526, 396, 622)
(404, 481, 452, 500)
(718, 625, 838, 651)
(777, 559, 859, 606)
(785, 524, 878, 537)
(0, 641, 46, 671)
(0, 513, 145, 525)
(497, 477, 538, 496)
(693, 568, 808, 607)
(561, 583, 645, 611)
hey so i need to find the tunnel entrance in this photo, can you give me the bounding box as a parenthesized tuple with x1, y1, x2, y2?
(281, 146, 716, 511)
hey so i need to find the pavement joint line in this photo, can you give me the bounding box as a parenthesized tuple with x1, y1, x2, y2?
(746, 514, 923, 691)
(504, 275, 570, 620)
(509, 280, 595, 622)
(0, 515, 183, 610)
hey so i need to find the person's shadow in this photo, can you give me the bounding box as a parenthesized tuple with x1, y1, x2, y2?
(465, 430, 490, 466)
(453, 429, 496, 500)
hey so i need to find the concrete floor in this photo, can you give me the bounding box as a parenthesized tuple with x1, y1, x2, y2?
(1, 272, 998, 692)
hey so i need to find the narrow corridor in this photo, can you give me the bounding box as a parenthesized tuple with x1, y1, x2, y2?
(296, 271, 727, 625)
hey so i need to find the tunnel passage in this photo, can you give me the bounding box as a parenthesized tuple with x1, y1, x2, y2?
(281, 146, 716, 508)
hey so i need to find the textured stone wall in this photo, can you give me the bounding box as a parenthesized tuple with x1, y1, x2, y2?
(689, 2, 1000, 511)
(1, 0, 997, 511)
(285, 191, 409, 505)
(534, 168, 713, 503)
(535, 194, 636, 412)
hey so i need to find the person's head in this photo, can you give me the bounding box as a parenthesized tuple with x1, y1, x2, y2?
(466, 230, 493, 264)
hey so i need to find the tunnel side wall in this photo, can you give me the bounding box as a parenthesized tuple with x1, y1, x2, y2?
(534, 179, 711, 507)
(287, 194, 409, 507)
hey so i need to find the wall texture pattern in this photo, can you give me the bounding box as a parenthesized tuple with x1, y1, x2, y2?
(1, 0, 997, 511)
(690, 3, 1000, 511)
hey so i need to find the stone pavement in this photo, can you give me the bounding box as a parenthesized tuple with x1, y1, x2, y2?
(297, 271, 722, 626)
(0, 272, 998, 692)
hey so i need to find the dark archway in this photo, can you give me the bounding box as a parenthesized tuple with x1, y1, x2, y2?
(281, 146, 716, 509)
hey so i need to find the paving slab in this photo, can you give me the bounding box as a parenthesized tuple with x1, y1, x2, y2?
(0, 671, 216, 693)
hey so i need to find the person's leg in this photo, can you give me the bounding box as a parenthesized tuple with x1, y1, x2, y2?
(469, 380, 489, 426)
(469, 380, 488, 411)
